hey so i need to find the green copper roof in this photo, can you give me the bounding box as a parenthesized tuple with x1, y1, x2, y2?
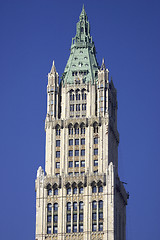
(62, 6, 99, 85)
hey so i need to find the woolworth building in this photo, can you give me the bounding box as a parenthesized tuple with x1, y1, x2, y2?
(35, 6, 128, 240)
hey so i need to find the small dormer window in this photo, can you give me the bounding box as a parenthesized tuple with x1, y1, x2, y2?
(79, 62, 83, 67)
(80, 51, 83, 54)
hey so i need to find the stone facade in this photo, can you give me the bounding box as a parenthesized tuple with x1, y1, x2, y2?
(35, 6, 128, 240)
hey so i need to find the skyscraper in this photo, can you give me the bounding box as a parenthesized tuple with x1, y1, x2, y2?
(35, 6, 128, 240)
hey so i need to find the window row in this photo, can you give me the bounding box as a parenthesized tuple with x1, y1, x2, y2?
(70, 104, 86, 111)
(70, 91, 87, 101)
(68, 149, 85, 157)
(92, 200, 103, 232)
(69, 127, 85, 135)
(47, 203, 58, 212)
(48, 188, 59, 196)
(66, 186, 83, 195)
(56, 138, 97, 147)
(69, 160, 85, 168)
(68, 171, 85, 176)
(92, 186, 103, 193)
(55, 122, 99, 136)
(69, 138, 85, 145)
(67, 201, 83, 211)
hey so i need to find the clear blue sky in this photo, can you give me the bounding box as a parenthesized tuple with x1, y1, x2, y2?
(0, 0, 160, 239)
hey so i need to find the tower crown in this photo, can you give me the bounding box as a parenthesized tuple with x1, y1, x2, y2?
(62, 6, 99, 85)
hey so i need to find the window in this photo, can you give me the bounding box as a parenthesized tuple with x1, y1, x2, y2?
(73, 187, 77, 194)
(79, 202, 83, 211)
(81, 127, 85, 134)
(79, 213, 83, 221)
(99, 223, 103, 231)
(92, 212, 97, 220)
(53, 215, 58, 223)
(94, 138, 98, 144)
(79, 187, 83, 194)
(67, 188, 71, 195)
(69, 150, 73, 157)
(69, 128, 73, 135)
(55, 173, 59, 177)
(94, 160, 98, 166)
(81, 138, 85, 145)
(68, 161, 73, 168)
(82, 104, 86, 111)
(56, 128, 60, 136)
(54, 203, 58, 211)
(82, 93, 86, 100)
(75, 150, 79, 156)
(92, 201, 97, 209)
(75, 172, 79, 176)
(67, 214, 71, 222)
(47, 226, 51, 234)
(93, 124, 98, 133)
(47, 203, 52, 212)
(70, 104, 74, 111)
(94, 170, 98, 174)
(75, 127, 79, 134)
(73, 202, 77, 211)
(76, 104, 80, 111)
(54, 188, 58, 195)
(56, 151, 60, 158)
(81, 149, 85, 156)
(47, 215, 51, 222)
(48, 189, 52, 196)
(81, 160, 85, 167)
(94, 149, 98, 155)
(99, 200, 103, 209)
(92, 224, 97, 232)
(68, 172, 73, 176)
(75, 139, 79, 145)
(69, 139, 73, 145)
(67, 202, 71, 211)
(73, 225, 77, 232)
(75, 161, 79, 167)
(81, 171, 85, 175)
(56, 162, 60, 168)
(99, 212, 103, 220)
(73, 214, 77, 222)
(98, 186, 103, 193)
(53, 226, 58, 234)
(56, 140, 60, 147)
(70, 93, 74, 101)
(79, 224, 83, 232)
(92, 186, 97, 193)
(66, 225, 71, 233)
(76, 93, 80, 100)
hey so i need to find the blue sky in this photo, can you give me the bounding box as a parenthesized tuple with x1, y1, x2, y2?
(0, 0, 160, 239)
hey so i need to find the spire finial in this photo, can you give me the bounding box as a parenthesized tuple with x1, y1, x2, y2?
(101, 58, 106, 70)
(50, 60, 56, 73)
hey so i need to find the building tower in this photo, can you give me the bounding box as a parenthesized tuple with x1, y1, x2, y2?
(35, 6, 128, 240)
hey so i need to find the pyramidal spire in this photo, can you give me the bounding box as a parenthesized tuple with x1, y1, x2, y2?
(50, 60, 56, 74)
(101, 58, 106, 70)
(80, 4, 87, 20)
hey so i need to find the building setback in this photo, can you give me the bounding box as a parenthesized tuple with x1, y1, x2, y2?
(35, 6, 128, 240)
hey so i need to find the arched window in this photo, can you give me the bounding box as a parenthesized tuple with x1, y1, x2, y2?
(76, 90, 80, 100)
(68, 124, 73, 135)
(79, 201, 83, 210)
(99, 200, 103, 209)
(54, 188, 58, 195)
(54, 203, 58, 211)
(80, 123, 85, 134)
(67, 187, 71, 195)
(92, 201, 97, 209)
(98, 186, 103, 193)
(73, 202, 77, 211)
(70, 90, 74, 101)
(79, 187, 83, 194)
(47, 203, 52, 212)
(74, 123, 79, 135)
(73, 187, 77, 194)
(93, 122, 98, 134)
(67, 202, 71, 211)
(48, 189, 52, 196)
(92, 186, 97, 193)
(55, 125, 61, 136)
